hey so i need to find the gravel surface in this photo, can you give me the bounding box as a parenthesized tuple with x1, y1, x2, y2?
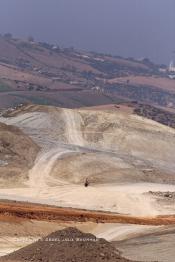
(0, 228, 136, 262)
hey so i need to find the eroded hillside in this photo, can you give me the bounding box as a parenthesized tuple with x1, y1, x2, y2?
(0, 104, 175, 217)
(0, 122, 39, 186)
(1, 105, 175, 261)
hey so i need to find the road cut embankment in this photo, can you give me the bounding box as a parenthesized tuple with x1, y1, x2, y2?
(0, 201, 175, 226)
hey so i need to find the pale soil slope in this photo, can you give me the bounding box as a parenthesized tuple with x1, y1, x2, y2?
(0, 122, 39, 187)
(0, 105, 175, 217)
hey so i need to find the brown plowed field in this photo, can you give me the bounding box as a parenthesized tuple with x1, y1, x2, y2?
(0, 201, 175, 226)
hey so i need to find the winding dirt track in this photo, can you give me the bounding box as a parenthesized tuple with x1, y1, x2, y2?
(0, 201, 175, 226)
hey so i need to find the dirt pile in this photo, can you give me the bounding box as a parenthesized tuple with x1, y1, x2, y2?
(0, 228, 135, 262)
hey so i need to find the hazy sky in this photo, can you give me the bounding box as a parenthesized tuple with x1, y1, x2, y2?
(0, 0, 175, 64)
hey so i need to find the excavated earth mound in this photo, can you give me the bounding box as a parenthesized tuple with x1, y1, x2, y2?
(1, 104, 175, 216)
(0, 228, 136, 262)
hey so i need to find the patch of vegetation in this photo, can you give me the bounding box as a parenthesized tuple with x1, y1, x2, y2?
(28, 96, 51, 105)
(134, 104, 175, 128)
(108, 84, 175, 108)
(18, 41, 43, 52)
(0, 82, 11, 92)
(11, 93, 58, 106)
(90, 60, 154, 78)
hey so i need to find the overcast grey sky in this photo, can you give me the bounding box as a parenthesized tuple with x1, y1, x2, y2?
(0, 0, 174, 64)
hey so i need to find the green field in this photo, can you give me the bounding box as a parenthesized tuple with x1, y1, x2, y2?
(0, 81, 11, 92)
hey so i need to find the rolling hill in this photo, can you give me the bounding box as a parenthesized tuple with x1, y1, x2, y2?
(0, 35, 174, 113)
(0, 35, 175, 262)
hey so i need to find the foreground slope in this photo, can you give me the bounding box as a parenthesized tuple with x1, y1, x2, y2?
(0, 105, 175, 217)
(0, 228, 135, 262)
(0, 212, 175, 261)
(0, 105, 175, 261)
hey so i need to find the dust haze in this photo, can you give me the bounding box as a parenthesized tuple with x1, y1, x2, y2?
(0, 0, 175, 64)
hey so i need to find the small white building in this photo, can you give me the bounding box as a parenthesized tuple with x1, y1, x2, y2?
(169, 61, 175, 72)
(168, 61, 175, 79)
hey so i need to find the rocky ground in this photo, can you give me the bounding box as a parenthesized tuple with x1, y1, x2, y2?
(0, 228, 135, 262)
(147, 191, 175, 209)
(148, 191, 175, 199)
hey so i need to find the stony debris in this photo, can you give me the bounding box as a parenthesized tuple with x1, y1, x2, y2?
(149, 191, 175, 200)
(0, 228, 136, 262)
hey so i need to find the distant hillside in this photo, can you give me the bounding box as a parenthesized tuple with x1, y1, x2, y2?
(0, 35, 174, 112)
